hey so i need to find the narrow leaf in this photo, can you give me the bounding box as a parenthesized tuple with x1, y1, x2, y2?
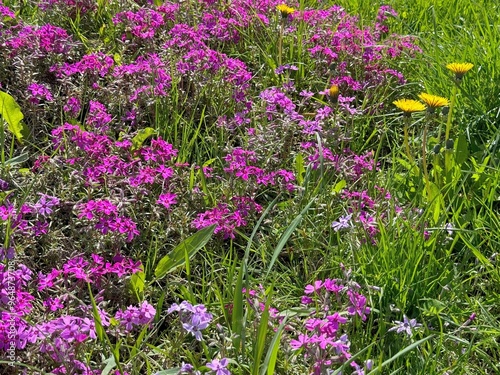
(232, 263, 244, 355)
(87, 283, 106, 343)
(295, 154, 305, 185)
(252, 298, 270, 375)
(366, 335, 434, 375)
(262, 314, 287, 375)
(154, 225, 216, 279)
(5, 152, 29, 166)
(129, 269, 145, 301)
(154, 369, 181, 375)
(100, 355, 116, 375)
(265, 200, 313, 279)
(454, 134, 469, 166)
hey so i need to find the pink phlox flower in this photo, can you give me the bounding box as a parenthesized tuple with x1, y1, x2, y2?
(168, 301, 212, 341)
(63, 256, 91, 282)
(331, 334, 351, 358)
(304, 280, 323, 294)
(43, 297, 65, 312)
(347, 290, 371, 321)
(157, 192, 177, 209)
(0, 3, 15, 18)
(108, 216, 139, 242)
(63, 97, 81, 117)
(331, 214, 353, 232)
(304, 318, 325, 332)
(38, 269, 62, 291)
(106, 255, 142, 277)
(290, 333, 310, 350)
(301, 295, 313, 304)
(325, 312, 348, 331)
(311, 333, 336, 350)
(85, 100, 112, 130)
(27, 82, 53, 103)
(156, 165, 174, 179)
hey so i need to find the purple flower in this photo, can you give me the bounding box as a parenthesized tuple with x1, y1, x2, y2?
(63, 97, 81, 117)
(115, 301, 155, 332)
(388, 315, 422, 336)
(301, 295, 313, 304)
(33, 193, 60, 216)
(168, 301, 213, 341)
(0, 178, 9, 191)
(290, 333, 310, 350)
(157, 193, 177, 209)
(27, 82, 53, 104)
(331, 214, 352, 231)
(0, 247, 15, 261)
(304, 280, 323, 294)
(347, 290, 371, 321)
(206, 358, 230, 375)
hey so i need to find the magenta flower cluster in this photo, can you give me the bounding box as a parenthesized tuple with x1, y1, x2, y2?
(289, 275, 373, 375)
(192, 196, 263, 239)
(0, 253, 153, 373)
(77, 199, 139, 242)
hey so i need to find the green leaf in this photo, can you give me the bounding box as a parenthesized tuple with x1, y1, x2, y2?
(0, 90, 27, 143)
(154, 369, 181, 375)
(332, 179, 346, 194)
(457, 231, 492, 267)
(252, 297, 271, 375)
(129, 269, 145, 300)
(294, 153, 305, 185)
(113, 52, 122, 65)
(262, 316, 287, 375)
(154, 225, 216, 279)
(265, 200, 313, 279)
(130, 325, 148, 358)
(427, 181, 443, 224)
(232, 263, 245, 355)
(366, 335, 434, 374)
(5, 152, 29, 166)
(87, 283, 106, 343)
(100, 355, 116, 375)
(454, 134, 469, 166)
(131, 127, 156, 151)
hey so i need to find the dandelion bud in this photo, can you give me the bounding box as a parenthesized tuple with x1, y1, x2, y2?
(433, 144, 441, 155)
(445, 138, 454, 150)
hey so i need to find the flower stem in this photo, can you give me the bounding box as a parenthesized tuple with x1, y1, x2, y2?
(422, 124, 432, 200)
(278, 22, 283, 67)
(403, 117, 415, 168)
(444, 84, 458, 177)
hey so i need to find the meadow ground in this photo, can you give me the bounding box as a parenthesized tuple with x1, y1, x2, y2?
(0, 0, 499, 374)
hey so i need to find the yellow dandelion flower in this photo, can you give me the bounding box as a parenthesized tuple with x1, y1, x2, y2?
(393, 99, 426, 115)
(328, 84, 339, 98)
(276, 3, 295, 16)
(418, 93, 449, 108)
(446, 62, 474, 79)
